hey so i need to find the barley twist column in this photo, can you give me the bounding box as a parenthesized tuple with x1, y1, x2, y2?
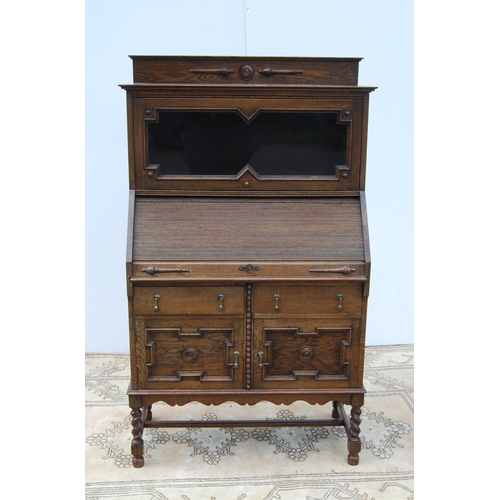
(130, 407, 145, 468)
(347, 406, 362, 465)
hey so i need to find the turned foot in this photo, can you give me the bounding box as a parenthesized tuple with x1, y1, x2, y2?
(146, 405, 153, 421)
(130, 407, 145, 468)
(347, 405, 362, 466)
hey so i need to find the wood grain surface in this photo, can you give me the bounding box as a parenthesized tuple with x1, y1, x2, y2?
(133, 197, 364, 262)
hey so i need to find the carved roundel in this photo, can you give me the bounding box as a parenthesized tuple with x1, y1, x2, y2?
(181, 346, 199, 363)
(299, 345, 314, 362)
(239, 64, 254, 81)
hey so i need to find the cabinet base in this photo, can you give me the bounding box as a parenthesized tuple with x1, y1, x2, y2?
(129, 396, 364, 468)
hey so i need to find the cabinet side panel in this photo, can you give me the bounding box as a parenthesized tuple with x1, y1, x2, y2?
(126, 92, 135, 189)
(359, 93, 370, 191)
(127, 299, 139, 388)
(360, 191, 371, 297)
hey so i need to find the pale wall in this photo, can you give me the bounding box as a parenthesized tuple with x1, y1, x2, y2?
(85, 0, 414, 353)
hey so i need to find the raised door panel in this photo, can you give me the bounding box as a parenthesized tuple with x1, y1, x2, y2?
(252, 318, 361, 389)
(135, 317, 245, 390)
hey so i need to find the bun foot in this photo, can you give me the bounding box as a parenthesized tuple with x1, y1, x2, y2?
(132, 456, 144, 468)
(347, 454, 359, 466)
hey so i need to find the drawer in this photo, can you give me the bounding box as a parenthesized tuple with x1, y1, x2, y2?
(133, 285, 245, 316)
(253, 284, 362, 315)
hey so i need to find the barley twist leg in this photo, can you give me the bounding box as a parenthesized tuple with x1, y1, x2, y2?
(130, 407, 145, 468)
(347, 405, 362, 465)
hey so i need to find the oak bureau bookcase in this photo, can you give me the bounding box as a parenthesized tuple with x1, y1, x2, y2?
(120, 56, 375, 468)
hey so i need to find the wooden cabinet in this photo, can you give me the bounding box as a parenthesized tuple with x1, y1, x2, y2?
(133, 284, 245, 391)
(121, 56, 375, 467)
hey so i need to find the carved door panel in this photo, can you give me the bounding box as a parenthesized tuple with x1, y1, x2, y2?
(252, 318, 358, 389)
(136, 317, 245, 390)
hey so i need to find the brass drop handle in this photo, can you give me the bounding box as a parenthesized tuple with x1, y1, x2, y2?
(274, 293, 280, 311)
(337, 293, 344, 311)
(258, 351, 265, 369)
(153, 294, 160, 312)
(233, 351, 240, 369)
(218, 294, 225, 311)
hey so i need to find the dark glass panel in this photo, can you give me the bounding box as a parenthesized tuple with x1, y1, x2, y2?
(148, 111, 347, 176)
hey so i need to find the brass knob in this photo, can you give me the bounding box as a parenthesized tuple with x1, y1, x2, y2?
(243, 181, 250, 187)
(218, 294, 225, 311)
(233, 351, 240, 369)
(153, 294, 160, 312)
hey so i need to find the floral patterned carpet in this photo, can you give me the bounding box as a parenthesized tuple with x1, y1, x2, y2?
(85, 344, 413, 499)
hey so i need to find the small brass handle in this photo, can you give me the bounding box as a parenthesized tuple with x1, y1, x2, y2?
(337, 293, 344, 311)
(274, 293, 280, 311)
(153, 294, 160, 312)
(258, 351, 264, 369)
(218, 294, 225, 311)
(233, 351, 240, 369)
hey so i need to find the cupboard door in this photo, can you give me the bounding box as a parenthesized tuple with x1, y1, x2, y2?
(253, 318, 360, 389)
(136, 317, 245, 390)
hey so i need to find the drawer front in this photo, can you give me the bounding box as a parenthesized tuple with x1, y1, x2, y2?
(132, 261, 367, 281)
(133, 285, 245, 316)
(253, 317, 361, 389)
(136, 317, 245, 390)
(253, 284, 362, 315)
